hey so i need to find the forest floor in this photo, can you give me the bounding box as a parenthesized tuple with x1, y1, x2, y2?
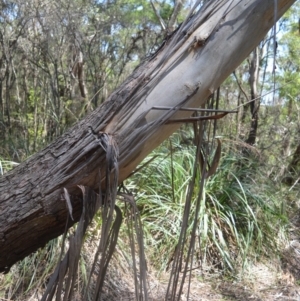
(4, 237, 300, 301)
(98, 230, 300, 301)
(5, 215, 300, 301)
(99, 254, 300, 301)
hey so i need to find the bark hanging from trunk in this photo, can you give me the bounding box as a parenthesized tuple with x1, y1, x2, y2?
(0, 0, 296, 273)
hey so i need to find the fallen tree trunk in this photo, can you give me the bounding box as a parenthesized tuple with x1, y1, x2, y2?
(0, 0, 295, 272)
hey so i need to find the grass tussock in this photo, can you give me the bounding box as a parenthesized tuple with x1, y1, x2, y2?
(125, 131, 288, 273)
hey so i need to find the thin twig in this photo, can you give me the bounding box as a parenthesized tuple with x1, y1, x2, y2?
(151, 106, 236, 113)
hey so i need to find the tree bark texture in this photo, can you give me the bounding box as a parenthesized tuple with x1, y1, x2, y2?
(0, 0, 296, 272)
(246, 46, 260, 145)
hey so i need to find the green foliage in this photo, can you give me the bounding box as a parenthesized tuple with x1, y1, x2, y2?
(0, 238, 63, 299)
(125, 131, 288, 272)
(0, 0, 166, 161)
(277, 1, 300, 103)
(0, 157, 18, 175)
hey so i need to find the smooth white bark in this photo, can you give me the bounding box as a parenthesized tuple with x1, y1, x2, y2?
(115, 0, 296, 180)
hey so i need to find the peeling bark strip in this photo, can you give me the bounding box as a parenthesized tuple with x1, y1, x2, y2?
(41, 186, 101, 301)
(41, 186, 123, 301)
(0, 0, 296, 272)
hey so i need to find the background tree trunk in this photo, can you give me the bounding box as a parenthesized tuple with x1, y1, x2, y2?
(0, 0, 296, 273)
(246, 46, 260, 146)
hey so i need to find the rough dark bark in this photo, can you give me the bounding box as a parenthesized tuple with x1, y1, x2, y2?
(283, 142, 300, 185)
(0, 0, 296, 273)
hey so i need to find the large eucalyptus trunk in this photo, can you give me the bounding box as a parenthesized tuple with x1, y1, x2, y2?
(0, 0, 295, 272)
